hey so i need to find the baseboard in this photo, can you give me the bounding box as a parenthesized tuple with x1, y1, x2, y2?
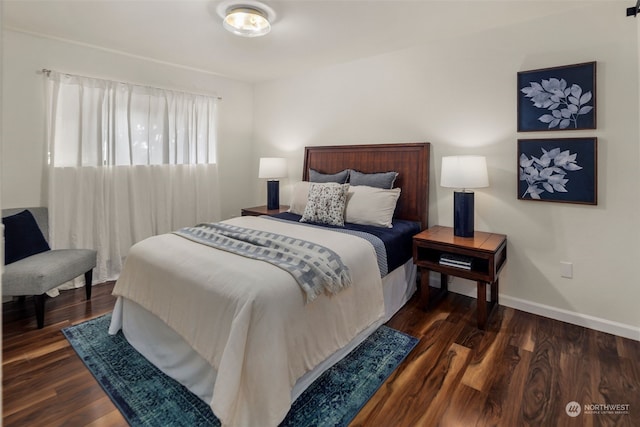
(500, 295, 640, 342)
(429, 275, 640, 341)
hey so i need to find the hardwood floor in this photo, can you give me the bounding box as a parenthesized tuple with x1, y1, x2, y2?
(2, 282, 123, 426)
(3, 282, 639, 426)
(355, 295, 640, 427)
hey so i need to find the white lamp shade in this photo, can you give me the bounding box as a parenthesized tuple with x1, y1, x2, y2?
(440, 156, 489, 189)
(258, 157, 287, 179)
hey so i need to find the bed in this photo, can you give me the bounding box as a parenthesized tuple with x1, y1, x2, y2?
(108, 142, 431, 426)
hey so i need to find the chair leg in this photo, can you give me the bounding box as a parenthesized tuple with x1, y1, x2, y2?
(85, 270, 93, 300)
(34, 294, 46, 329)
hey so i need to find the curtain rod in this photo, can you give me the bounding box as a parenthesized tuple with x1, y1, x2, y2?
(40, 68, 222, 100)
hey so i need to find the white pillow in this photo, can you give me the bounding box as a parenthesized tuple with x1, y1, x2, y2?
(288, 181, 311, 215)
(345, 185, 401, 228)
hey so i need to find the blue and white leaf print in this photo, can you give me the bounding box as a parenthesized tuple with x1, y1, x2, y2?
(521, 78, 593, 129)
(519, 147, 582, 199)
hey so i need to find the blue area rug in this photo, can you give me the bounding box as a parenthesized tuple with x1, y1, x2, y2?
(63, 314, 418, 427)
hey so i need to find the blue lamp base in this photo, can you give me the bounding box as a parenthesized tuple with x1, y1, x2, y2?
(266, 180, 280, 210)
(453, 191, 474, 237)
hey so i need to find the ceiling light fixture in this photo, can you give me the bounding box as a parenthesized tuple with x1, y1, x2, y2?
(223, 5, 271, 37)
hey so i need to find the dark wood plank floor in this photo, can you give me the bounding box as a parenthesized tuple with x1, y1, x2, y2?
(3, 282, 639, 426)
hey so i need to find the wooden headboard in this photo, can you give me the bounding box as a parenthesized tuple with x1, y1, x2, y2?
(303, 143, 430, 230)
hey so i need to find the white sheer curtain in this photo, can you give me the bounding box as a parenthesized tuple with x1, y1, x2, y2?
(45, 72, 221, 288)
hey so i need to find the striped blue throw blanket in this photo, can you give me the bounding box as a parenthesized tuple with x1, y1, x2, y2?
(173, 223, 352, 303)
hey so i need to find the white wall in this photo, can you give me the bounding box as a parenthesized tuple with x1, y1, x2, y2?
(1, 30, 255, 220)
(253, 3, 640, 338)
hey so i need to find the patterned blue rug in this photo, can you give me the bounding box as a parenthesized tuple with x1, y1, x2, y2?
(63, 314, 418, 427)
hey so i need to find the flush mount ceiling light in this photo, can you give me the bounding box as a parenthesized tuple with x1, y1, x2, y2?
(224, 7, 270, 36)
(218, 1, 276, 37)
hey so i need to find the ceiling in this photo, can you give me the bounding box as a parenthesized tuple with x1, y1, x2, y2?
(3, 0, 587, 83)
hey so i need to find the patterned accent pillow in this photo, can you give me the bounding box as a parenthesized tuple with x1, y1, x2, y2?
(300, 183, 349, 226)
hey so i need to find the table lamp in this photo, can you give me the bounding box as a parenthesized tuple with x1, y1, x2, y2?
(258, 157, 287, 210)
(440, 155, 489, 237)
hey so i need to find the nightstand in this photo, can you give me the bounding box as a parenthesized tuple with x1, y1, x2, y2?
(413, 225, 507, 330)
(241, 205, 290, 217)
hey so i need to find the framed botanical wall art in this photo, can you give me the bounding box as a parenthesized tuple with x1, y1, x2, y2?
(518, 138, 597, 205)
(517, 62, 596, 132)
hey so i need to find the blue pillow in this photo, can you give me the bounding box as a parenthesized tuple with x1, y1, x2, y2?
(349, 170, 398, 189)
(309, 168, 349, 184)
(2, 210, 51, 265)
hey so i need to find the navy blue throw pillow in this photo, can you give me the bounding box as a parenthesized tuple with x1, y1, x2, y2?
(2, 210, 51, 265)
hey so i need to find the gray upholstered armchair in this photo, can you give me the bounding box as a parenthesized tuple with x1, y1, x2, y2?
(2, 207, 97, 329)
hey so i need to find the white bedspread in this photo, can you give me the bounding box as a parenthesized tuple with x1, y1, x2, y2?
(110, 216, 385, 427)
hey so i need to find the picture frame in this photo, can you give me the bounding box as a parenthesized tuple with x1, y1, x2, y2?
(517, 62, 596, 132)
(518, 138, 597, 205)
